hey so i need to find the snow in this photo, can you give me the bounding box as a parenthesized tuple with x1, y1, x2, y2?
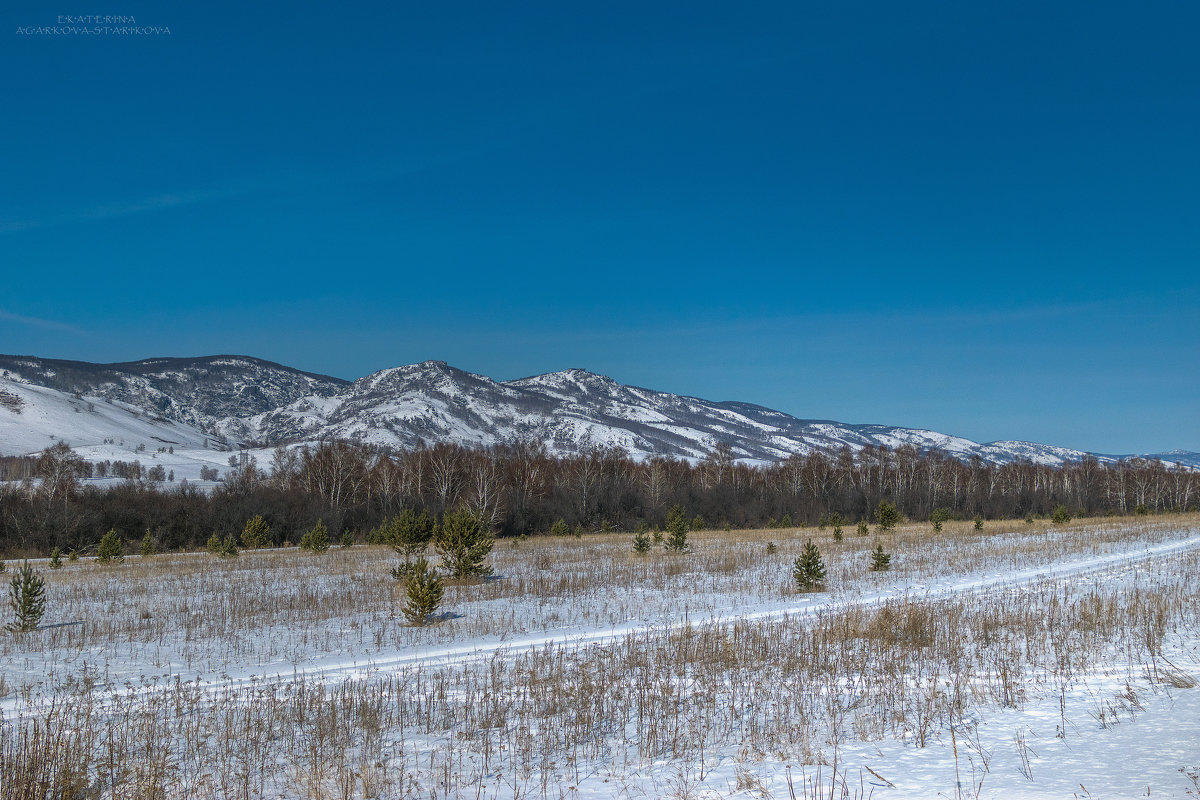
(2, 519, 1198, 797)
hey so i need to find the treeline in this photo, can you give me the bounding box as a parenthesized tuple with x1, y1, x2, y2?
(0, 440, 1196, 556)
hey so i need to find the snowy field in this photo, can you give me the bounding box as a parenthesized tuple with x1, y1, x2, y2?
(2, 516, 1198, 798)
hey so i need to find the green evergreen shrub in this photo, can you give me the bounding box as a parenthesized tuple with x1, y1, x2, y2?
(550, 519, 570, 537)
(875, 501, 900, 533)
(300, 520, 330, 553)
(241, 515, 270, 550)
(973, 514, 984, 530)
(434, 510, 494, 578)
(632, 529, 651, 554)
(96, 529, 124, 563)
(869, 543, 892, 572)
(856, 520, 869, 537)
(48, 547, 63, 569)
(401, 558, 443, 626)
(140, 529, 156, 557)
(1051, 505, 1071, 524)
(664, 505, 689, 552)
(792, 540, 826, 591)
(7, 562, 47, 632)
(380, 507, 435, 562)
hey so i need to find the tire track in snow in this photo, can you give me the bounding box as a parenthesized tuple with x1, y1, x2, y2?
(210, 532, 1200, 691)
(7, 532, 1198, 717)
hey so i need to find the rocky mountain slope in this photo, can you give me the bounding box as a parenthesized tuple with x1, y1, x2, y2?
(1, 354, 1196, 470)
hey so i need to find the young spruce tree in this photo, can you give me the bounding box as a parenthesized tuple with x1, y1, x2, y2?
(241, 515, 270, 550)
(434, 510, 494, 579)
(300, 520, 330, 553)
(7, 562, 47, 633)
(792, 540, 826, 592)
(875, 501, 900, 533)
(664, 505, 689, 552)
(96, 529, 124, 564)
(869, 543, 892, 572)
(632, 529, 651, 554)
(401, 557, 444, 626)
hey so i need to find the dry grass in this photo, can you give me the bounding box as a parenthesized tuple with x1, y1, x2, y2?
(1, 513, 1197, 798)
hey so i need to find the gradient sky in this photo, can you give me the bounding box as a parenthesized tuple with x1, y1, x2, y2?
(3, 1, 1197, 455)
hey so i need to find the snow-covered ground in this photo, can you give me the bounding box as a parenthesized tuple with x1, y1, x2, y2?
(2, 518, 1198, 798)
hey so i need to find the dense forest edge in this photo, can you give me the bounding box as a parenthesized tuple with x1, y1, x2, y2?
(1, 440, 1196, 556)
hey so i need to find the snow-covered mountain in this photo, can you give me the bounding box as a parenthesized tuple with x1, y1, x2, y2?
(1, 354, 1196, 472)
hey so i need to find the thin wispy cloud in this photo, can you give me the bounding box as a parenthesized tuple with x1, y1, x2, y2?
(0, 186, 248, 235)
(0, 309, 86, 334)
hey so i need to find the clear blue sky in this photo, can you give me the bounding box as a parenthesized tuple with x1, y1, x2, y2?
(3, 1, 1197, 455)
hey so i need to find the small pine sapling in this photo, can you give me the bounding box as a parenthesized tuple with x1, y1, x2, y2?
(856, 520, 869, 537)
(220, 536, 239, 557)
(691, 515, 706, 531)
(434, 510, 494, 579)
(48, 547, 63, 569)
(550, 519, 570, 537)
(206, 533, 223, 555)
(765, 541, 777, 555)
(573, 523, 584, 539)
(140, 529, 156, 557)
(632, 529, 651, 554)
(96, 529, 124, 564)
(384, 507, 435, 564)
(930, 507, 951, 533)
(875, 501, 900, 533)
(792, 540, 826, 592)
(1051, 505, 1071, 524)
(869, 543, 892, 572)
(68, 549, 79, 562)
(241, 515, 271, 550)
(340, 530, 354, 548)
(401, 558, 443, 626)
(664, 505, 689, 552)
(7, 562, 47, 633)
(973, 514, 984, 530)
(301, 520, 330, 553)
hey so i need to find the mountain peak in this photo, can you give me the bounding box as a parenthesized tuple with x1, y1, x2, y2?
(2, 353, 1193, 469)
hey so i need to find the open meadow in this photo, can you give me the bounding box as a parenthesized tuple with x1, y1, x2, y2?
(3, 514, 1199, 799)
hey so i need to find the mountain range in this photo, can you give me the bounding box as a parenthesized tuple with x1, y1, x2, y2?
(1, 354, 1195, 481)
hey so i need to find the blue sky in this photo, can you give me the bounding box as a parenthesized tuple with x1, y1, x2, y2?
(3, 1, 1197, 454)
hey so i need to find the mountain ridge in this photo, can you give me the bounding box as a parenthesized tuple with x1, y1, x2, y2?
(1, 353, 1196, 474)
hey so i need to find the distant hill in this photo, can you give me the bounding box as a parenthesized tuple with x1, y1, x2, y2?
(2, 354, 1196, 480)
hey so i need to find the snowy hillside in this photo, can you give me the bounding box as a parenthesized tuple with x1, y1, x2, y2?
(0, 372, 236, 482)
(2, 354, 1196, 470)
